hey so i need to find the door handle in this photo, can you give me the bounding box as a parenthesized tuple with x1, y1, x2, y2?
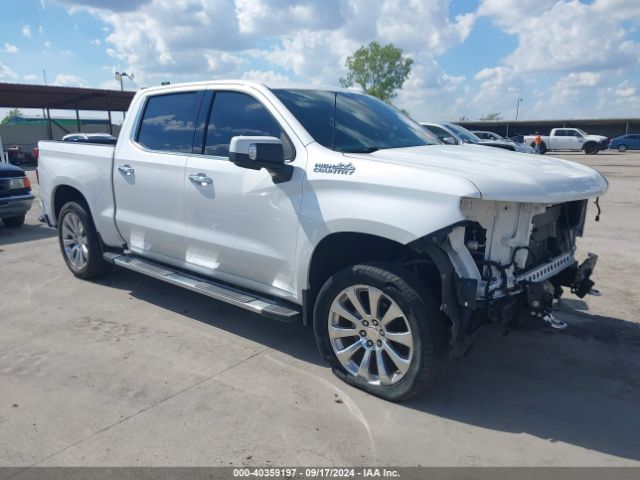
(189, 173, 213, 186)
(118, 164, 135, 176)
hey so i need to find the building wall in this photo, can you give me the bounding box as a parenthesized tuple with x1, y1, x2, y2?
(0, 123, 121, 153)
(458, 119, 639, 139)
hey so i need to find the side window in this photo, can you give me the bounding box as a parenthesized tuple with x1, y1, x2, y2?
(555, 130, 566, 137)
(137, 91, 202, 153)
(204, 91, 293, 159)
(568, 130, 580, 137)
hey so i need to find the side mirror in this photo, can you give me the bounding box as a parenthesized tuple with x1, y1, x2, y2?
(229, 136, 285, 171)
(443, 136, 457, 145)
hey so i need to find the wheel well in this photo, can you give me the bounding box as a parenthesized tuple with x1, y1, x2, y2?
(304, 232, 441, 325)
(53, 185, 87, 223)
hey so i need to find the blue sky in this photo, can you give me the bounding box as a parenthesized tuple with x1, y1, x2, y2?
(1, 0, 639, 121)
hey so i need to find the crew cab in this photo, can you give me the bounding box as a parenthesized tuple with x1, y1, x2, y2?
(523, 128, 608, 154)
(0, 162, 33, 227)
(38, 81, 608, 401)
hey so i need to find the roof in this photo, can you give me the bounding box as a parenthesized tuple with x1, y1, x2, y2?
(0, 83, 135, 111)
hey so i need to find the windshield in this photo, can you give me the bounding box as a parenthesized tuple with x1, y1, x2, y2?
(575, 129, 588, 136)
(445, 123, 482, 143)
(272, 89, 437, 153)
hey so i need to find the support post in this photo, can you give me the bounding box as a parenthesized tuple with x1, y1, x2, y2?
(75, 108, 81, 133)
(46, 108, 53, 140)
(106, 93, 114, 135)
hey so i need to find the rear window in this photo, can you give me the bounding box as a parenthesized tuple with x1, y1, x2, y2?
(137, 91, 202, 153)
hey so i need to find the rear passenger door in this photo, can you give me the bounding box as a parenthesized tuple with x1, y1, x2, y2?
(183, 89, 304, 298)
(113, 89, 205, 264)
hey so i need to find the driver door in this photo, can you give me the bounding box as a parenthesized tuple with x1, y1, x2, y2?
(183, 89, 304, 298)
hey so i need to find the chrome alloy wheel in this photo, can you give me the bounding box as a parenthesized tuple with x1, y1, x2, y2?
(61, 211, 89, 270)
(328, 285, 414, 386)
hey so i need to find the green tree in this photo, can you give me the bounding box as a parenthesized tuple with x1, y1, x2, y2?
(1, 108, 24, 125)
(340, 41, 413, 102)
(479, 112, 502, 121)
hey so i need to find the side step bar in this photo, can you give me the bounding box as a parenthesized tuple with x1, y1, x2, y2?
(103, 253, 300, 323)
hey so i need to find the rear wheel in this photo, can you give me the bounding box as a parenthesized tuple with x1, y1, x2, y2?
(313, 263, 447, 402)
(58, 201, 112, 279)
(618, 144, 627, 153)
(1, 215, 26, 227)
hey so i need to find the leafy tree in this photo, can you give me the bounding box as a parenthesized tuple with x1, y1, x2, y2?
(1, 108, 24, 125)
(340, 41, 413, 102)
(459, 115, 469, 121)
(479, 112, 502, 121)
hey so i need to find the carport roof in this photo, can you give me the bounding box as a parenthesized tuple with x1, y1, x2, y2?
(0, 82, 135, 111)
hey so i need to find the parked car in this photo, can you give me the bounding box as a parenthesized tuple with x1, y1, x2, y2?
(508, 134, 529, 144)
(608, 133, 640, 152)
(523, 128, 608, 154)
(472, 130, 504, 141)
(38, 81, 607, 401)
(0, 162, 34, 227)
(62, 133, 117, 145)
(6, 145, 28, 165)
(422, 122, 534, 154)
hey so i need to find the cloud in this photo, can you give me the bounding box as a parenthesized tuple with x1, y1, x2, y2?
(235, 0, 347, 35)
(24, 74, 39, 82)
(0, 62, 18, 81)
(21, 25, 31, 37)
(90, 38, 101, 46)
(53, 73, 89, 87)
(3, 43, 19, 54)
(43, 0, 640, 120)
(479, 0, 640, 74)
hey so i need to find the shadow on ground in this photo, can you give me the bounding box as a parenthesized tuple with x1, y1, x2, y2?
(94, 267, 640, 462)
(0, 222, 56, 246)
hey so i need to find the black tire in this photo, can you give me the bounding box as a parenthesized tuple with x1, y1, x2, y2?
(618, 144, 627, 153)
(57, 201, 112, 279)
(313, 262, 447, 402)
(2, 215, 26, 227)
(584, 143, 599, 155)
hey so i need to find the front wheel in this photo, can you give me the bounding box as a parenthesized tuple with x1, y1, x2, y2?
(58, 201, 112, 279)
(618, 144, 627, 153)
(313, 263, 447, 402)
(2, 215, 25, 227)
(584, 143, 599, 155)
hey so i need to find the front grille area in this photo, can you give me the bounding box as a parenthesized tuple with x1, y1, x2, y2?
(526, 200, 587, 269)
(0, 178, 30, 198)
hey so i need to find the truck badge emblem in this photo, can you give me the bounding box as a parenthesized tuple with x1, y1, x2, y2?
(314, 162, 356, 175)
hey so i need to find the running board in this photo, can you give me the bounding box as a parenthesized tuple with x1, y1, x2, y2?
(103, 253, 300, 323)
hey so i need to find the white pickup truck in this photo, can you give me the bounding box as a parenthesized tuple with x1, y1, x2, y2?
(38, 81, 608, 401)
(524, 128, 609, 154)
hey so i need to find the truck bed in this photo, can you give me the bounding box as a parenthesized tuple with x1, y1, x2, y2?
(37, 141, 122, 247)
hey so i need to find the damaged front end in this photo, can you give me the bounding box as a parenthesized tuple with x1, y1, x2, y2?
(410, 197, 601, 355)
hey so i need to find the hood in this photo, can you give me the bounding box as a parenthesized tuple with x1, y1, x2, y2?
(587, 135, 608, 141)
(345, 144, 608, 203)
(0, 163, 26, 178)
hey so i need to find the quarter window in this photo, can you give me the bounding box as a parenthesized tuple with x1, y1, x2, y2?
(204, 91, 293, 159)
(137, 91, 202, 153)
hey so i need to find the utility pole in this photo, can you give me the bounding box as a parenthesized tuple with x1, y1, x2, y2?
(515, 97, 523, 121)
(114, 71, 134, 91)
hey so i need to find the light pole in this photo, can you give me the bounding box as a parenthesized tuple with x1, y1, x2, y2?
(515, 97, 523, 121)
(115, 71, 134, 91)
